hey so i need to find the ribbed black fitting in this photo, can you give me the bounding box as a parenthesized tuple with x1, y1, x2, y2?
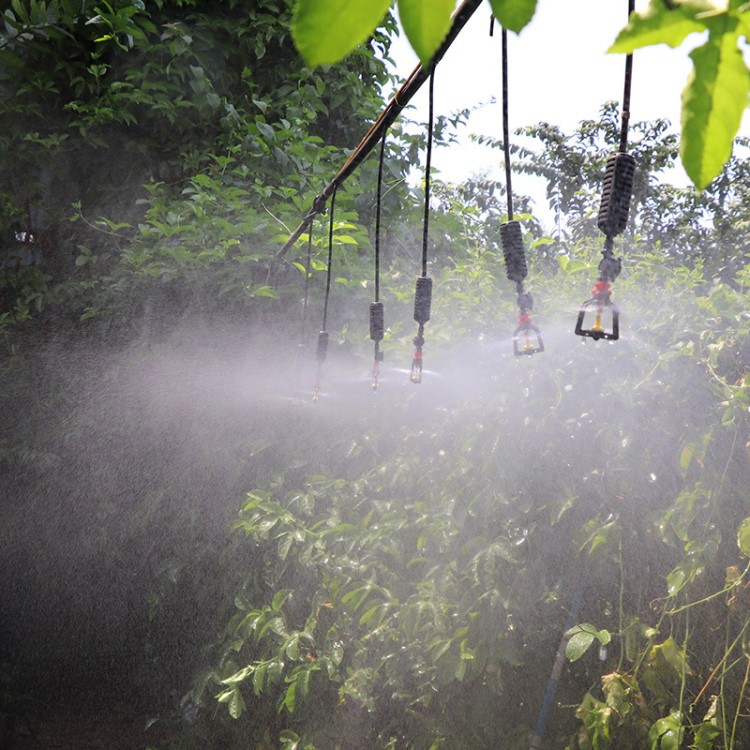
(500, 220, 528, 283)
(598, 254, 622, 283)
(316, 330, 329, 363)
(597, 152, 636, 237)
(413, 276, 432, 325)
(517, 291, 533, 313)
(369, 302, 384, 342)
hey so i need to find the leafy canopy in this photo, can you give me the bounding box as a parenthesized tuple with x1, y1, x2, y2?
(291, 0, 750, 190)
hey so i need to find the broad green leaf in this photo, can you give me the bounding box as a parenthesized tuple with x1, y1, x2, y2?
(282, 677, 297, 713)
(738, 9, 750, 38)
(648, 711, 683, 750)
(681, 29, 750, 189)
(228, 687, 245, 719)
(488, 0, 538, 34)
(609, 0, 712, 53)
(291, 0, 393, 66)
(217, 687, 245, 719)
(737, 516, 750, 556)
(397, 0, 454, 65)
(565, 623, 610, 661)
(566, 629, 595, 661)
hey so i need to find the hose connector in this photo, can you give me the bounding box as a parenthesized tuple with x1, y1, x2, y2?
(575, 281, 620, 341)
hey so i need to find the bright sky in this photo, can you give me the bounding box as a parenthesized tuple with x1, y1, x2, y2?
(389, 0, 748, 193)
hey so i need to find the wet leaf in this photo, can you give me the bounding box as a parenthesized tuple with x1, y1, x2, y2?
(648, 710, 683, 750)
(566, 624, 610, 662)
(737, 516, 750, 556)
(217, 687, 245, 719)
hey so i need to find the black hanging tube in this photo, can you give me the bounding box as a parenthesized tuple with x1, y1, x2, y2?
(300, 221, 314, 343)
(575, 0, 636, 342)
(410, 70, 435, 385)
(313, 188, 336, 401)
(293, 219, 315, 387)
(370, 132, 386, 392)
(420, 71, 435, 280)
(501, 29, 514, 223)
(498, 27, 543, 356)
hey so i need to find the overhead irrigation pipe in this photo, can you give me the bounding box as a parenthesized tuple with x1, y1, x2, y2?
(273, 0, 485, 263)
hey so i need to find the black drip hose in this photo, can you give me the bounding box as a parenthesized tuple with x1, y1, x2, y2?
(501, 28, 514, 222)
(618, 0, 636, 154)
(300, 221, 313, 343)
(375, 132, 386, 303)
(421, 70, 435, 279)
(321, 188, 336, 332)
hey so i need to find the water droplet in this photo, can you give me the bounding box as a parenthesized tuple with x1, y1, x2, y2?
(564, 384, 573, 392)
(649, 473, 657, 482)
(523, 387, 530, 398)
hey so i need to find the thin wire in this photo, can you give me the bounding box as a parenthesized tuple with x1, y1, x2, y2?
(375, 132, 386, 303)
(618, 0, 636, 152)
(420, 69, 435, 279)
(501, 28, 514, 221)
(300, 220, 313, 342)
(321, 188, 336, 332)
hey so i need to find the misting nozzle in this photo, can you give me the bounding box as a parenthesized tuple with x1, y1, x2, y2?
(410, 351, 423, 384)
(575, 281, 619, 341)
(513, 312, 544, 356)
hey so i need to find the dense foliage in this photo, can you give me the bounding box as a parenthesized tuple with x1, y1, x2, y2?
(1, 3, 749, 750)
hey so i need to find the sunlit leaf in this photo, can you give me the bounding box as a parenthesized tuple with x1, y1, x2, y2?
(397, 0, 454, 66)
(217, 687, 245, 719)
(681, 29, 750, 189)
(291, 0, 393, 66)
(609, 0, 712, 53)
(488, 0, 538, 34)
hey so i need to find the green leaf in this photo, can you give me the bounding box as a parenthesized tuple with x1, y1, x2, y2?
(291, 0, 393, 66)
(648, 711, 683, 750)
(272, 588, 293, 611)
(217, 687, 245, 719)
(488, 0, 538, 34)
(678, 442, 695, 473)
(681, 28, 750, 189)
(397, 0, 454, 65)
(565, 623, 610, 661)
(737, 517, 750, 556)
(609, 0, 711, 53)
(282, 677, 297, 713)
(566, 629, 595, 661)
